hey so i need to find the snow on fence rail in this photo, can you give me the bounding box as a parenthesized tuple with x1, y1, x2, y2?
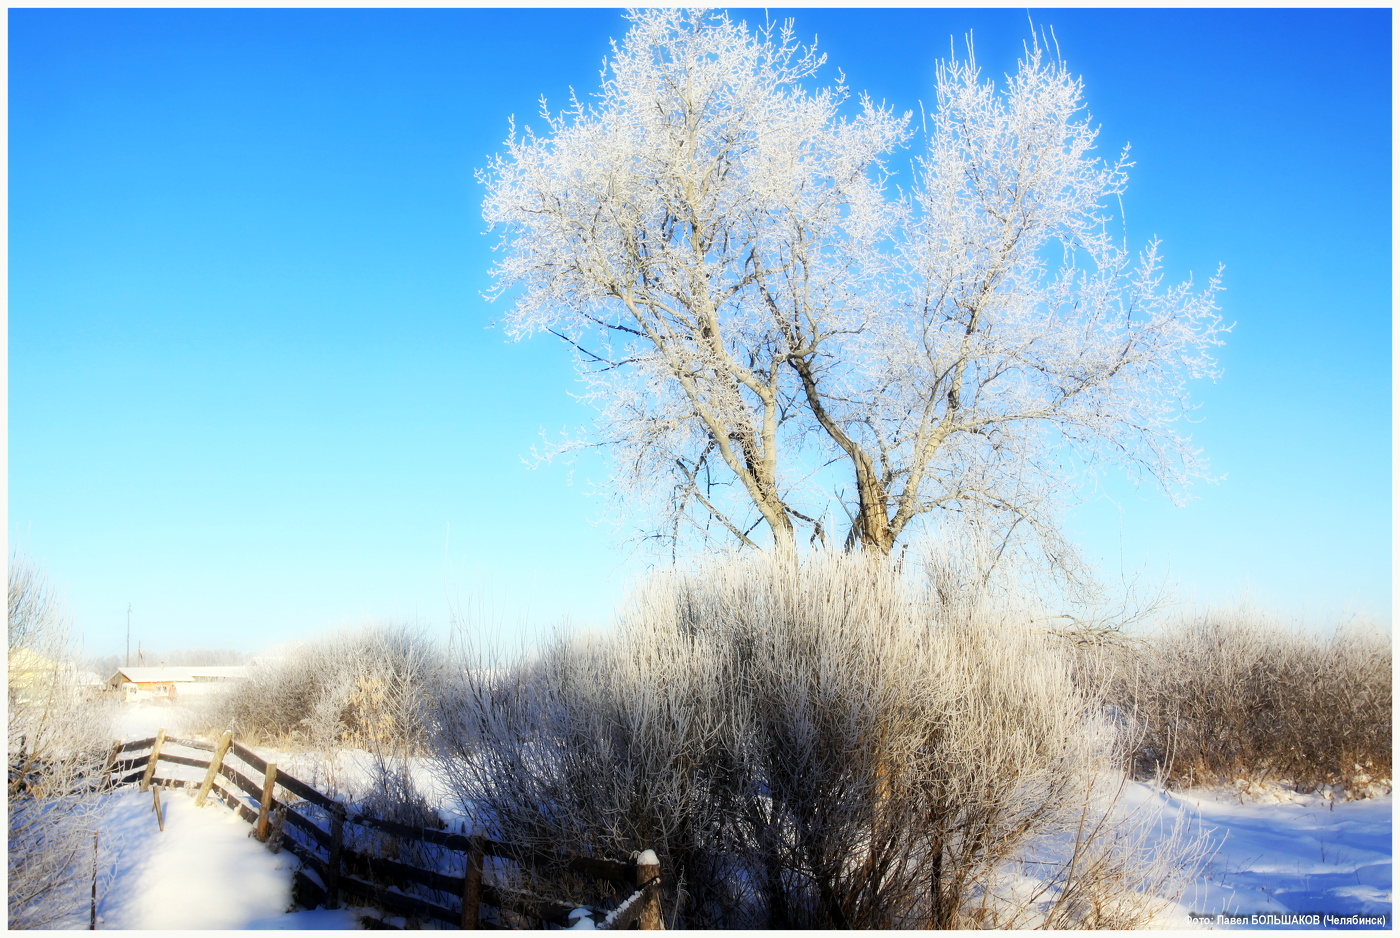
(103, 731, 664, 929)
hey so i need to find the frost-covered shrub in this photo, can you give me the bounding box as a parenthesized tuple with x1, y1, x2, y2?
(1111, 610, 1391, 793)
(8, 553, 115, 929)
(206, 623, 441, 757)
(435, 550, 1195, 928)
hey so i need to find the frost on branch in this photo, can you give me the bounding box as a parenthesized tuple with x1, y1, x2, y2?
(481, 10, 1224, 569)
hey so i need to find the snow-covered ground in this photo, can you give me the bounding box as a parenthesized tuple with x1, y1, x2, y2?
(95, 786, 302, 929)
(97, 703, 1390, 929)
(1162, 785, 1392, 929)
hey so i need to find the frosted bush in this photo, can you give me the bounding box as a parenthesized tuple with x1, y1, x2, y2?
(436, 549, 1199, 927)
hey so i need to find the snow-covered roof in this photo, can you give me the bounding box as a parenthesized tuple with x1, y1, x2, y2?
(70, 669, 104, 686)
(109, 667, 196, 685)
(187, 666, 248, 680)
(108, 665, 250, 685)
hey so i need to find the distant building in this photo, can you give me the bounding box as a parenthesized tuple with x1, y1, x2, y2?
(9, 648, 59, 704)
(12, 649, 110, 703)
(107, 665, 249, 702)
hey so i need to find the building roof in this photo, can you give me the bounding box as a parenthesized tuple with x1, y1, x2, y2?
(109, 667, 196, 685)
(187, 666, 248, 680)
(70, 670, 104, 687)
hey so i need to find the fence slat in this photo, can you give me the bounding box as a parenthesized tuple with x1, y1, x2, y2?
(147, 776, 196, 790)
(117, 736, 157, 754)
(228, 740, 267, 774)
(336, 874, 460, 927)
(271, 769, 339, 812)
(207, 780, 259, 825)
(281, 805, 333, 849)
(157, 752, 212, 770)
(343, 813, 629, 882)
(480, 883, 578, 927)
(344, 846, 465, 896)
(293, 869, 327, 910)
(218, 761, 263, 801)
(560, 853, 633, 885)
(163, 736, 217, 752)
(346, 813, 451, 847)
(282, 833, 329, 881)
(346, 812, 472, 851)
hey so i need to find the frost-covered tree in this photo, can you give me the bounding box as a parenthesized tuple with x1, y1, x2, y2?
(8, 553, 112, 929)
(482, 9, 1224, 561)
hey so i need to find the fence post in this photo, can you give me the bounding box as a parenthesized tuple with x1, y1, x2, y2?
(256, 763, 278, 843)
(151, 785, 165, 832)
(194, 731, 233, 807)
(139, 729, 166, 793)
(634, 849, 662, 930)
(102, 741, 122, 791)
(325, 805, 345, 910)
(89, 831, 99, 930)
(460, 835, 484, 929)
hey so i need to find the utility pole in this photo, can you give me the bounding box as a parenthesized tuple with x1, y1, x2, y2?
(126, 605, 131, 668)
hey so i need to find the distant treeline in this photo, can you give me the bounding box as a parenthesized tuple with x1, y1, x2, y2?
(85, 648, 250, 675)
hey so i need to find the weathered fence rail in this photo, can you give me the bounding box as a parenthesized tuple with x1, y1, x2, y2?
(105, 731, 663, 929)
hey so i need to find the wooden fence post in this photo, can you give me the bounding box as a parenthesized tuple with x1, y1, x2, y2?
(255, 763, 278, 843)
(460, 835, 484, 929)
(101, 741, 122, 791)
(634, 849, 662, 930)
(151, 785, 165, 832)
(325, 806, 345, 910)
(194, 731, 233, 807)
(139, 729, 166, 793)
(89, 831, 99, 930)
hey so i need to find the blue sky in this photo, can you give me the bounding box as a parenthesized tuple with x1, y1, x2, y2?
(9, 8, 1391, 658)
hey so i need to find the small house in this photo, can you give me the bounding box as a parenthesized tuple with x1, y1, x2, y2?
(107, 664, 249, 701)
(107, 666, 195, 702)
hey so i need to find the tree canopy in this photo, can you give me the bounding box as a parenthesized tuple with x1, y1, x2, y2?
(482, 9, 1225, 565)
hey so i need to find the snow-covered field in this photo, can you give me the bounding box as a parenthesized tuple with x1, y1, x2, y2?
(96, 704, 1390, 929)
(1137, 784, 1392, 929)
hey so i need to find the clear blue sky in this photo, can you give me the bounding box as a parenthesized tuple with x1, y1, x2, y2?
(9, 8, 1391, 657)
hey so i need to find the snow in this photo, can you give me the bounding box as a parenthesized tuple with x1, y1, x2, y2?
(567, 907, 597, 929)
(1125, 782, 1393, 928)
(244, 909, 366, 929)
(94, 786, 296, 929)
(91, 702, 1390, 929)
(114, 701, 199, 740)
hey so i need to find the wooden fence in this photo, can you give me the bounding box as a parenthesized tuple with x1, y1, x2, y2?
(105, 731, 664, 930)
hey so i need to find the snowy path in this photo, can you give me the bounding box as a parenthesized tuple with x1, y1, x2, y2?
(94, 704, 370, 929)
(95, 786, 292, 928)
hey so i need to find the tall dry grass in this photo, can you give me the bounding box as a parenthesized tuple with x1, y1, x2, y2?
(435, 549, 1200, 928)
(1090, 610, 1392, 793)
